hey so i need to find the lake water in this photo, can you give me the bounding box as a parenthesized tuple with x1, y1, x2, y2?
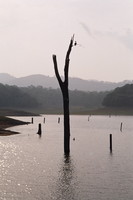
(1, 115, 133, 200)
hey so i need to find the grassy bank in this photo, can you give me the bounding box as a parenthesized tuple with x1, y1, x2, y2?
(25, 107, 133, 116)
(0, 108, 39, 116)
(87, 107, 133, 116)
(1, 107, 133, 117)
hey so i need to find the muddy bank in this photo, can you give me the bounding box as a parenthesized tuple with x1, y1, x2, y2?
(0, 116, 30, 136)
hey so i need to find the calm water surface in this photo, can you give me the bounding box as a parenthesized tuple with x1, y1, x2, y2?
(1, 115, 133, 200)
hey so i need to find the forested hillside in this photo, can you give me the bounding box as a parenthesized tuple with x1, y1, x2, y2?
(2, 83, 133, 114)
(21, 86, 108, 113)
(102, 84, 133, 107)
(0, 83, 39, 109)
(0, 83, 108, 113)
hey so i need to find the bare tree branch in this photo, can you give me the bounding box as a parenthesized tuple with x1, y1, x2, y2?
(64, 35, 74, 85)
(52, 55, 63, 88)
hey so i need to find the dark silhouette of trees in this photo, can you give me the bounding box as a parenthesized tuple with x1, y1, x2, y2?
(0, 83, 108, 112)
(52, 35, 75, 155)
(22, 86, 107, 112)
(0, 83, 38, 108)
(102, 84, 133, 107)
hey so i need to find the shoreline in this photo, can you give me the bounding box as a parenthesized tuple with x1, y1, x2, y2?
(0, 128, 20, 136)
(0, 116, 30, 136)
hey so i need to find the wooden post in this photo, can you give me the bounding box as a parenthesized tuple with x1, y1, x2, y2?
(109, 134, 112, 152)
(120, 122, 123, 132)
(37, 123, 42, 135)
(58, 117, 60, 123)
(31, 117, 33, 124)
(44, 117, 45, 123)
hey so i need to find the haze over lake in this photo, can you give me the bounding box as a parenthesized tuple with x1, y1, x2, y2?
(1, 115, 133, 199)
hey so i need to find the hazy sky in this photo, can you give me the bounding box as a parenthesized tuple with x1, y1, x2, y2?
(0, 0, 133, 82)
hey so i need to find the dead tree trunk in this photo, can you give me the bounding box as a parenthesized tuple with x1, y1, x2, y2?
(52, 35, 74, 155)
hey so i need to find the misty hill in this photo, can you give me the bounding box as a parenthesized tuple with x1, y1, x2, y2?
(0, 73, 16, 84)
(0, 73, 132, 92)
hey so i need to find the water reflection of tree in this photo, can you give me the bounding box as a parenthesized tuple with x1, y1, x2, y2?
(55, 155, 77, 200)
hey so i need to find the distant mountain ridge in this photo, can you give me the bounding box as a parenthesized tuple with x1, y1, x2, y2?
(0, 73, 132, 92)
(0, 73, 16, 84)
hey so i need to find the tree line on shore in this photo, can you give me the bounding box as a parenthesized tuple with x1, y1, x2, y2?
(0, 83, 108, 113)
(103, 84, 133, 107)
(0, 83, 133, 113)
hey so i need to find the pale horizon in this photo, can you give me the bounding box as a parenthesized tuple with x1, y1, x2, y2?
(0, 0, 133, 82)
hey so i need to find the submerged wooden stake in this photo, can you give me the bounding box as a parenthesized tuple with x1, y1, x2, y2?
(31, 117, 33, 124)
(120, 122, 123, 132)
(37, 123, 42, 135)
(58, 117, 60, 123)
(109, 134, 112, 152)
